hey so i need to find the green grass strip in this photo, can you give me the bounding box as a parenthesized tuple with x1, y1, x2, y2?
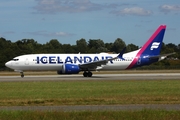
(0, 109, 180, 120)
(0, 80, 180, 106)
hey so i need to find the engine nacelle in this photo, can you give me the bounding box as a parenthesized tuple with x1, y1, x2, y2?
(57, 64, 80, 74)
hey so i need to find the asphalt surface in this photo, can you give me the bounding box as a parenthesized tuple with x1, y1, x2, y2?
(0, 73, 180, 111)
(0, 73, 180, 82)
(1, 104, 180, 111)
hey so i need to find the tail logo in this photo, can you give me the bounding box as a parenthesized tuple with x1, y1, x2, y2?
(150, 42, 160, 50)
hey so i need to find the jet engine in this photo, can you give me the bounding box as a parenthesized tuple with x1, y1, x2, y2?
(57, 64, 80, 74)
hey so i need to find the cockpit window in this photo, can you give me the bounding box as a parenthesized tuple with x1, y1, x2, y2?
(12, 59, 19, 61)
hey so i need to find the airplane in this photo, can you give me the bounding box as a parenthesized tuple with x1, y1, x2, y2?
(5, 25, 174, 78)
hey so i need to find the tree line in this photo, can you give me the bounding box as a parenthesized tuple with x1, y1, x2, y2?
(0, 37, 179, 70)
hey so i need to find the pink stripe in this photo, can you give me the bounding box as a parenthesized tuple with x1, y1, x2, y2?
(126, 25, 166, 69)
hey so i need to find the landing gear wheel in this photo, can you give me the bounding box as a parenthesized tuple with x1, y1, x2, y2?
(21, 74, 24, 78)
(20, 72, 24, 78)
(83, 71, 93, 77)
(83, 71, 88, 77)
(87, 72, 92, 77)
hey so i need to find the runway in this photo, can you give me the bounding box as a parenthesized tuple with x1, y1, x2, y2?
(0, 73, 180, 82)
(1, 104, 180, 111)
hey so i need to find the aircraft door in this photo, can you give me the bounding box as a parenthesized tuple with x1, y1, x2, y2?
(25, 58, 29, 65)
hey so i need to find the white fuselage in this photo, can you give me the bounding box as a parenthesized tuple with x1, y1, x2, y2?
(5, 50, 139, 72)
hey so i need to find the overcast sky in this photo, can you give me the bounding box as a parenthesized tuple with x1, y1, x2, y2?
(0, 0, 180, 46)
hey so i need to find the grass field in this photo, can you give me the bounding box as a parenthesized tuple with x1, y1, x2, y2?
(0, 80, 180, 106)
(1, 110, 180, 120)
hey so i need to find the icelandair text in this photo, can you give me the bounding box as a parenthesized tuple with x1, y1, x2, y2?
(36, 56, 113, 64)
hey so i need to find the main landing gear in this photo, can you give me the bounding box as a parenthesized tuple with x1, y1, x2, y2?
(20, 72, 24, 78)
(83, 71, 93, 77)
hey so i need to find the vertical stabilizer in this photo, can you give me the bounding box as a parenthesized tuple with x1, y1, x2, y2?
(139, 25, 166, 56)
(127, 25, 166, 69)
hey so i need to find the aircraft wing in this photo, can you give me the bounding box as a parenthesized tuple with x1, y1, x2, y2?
(149, 52, 175, 60)
(79, 47, 126, 70)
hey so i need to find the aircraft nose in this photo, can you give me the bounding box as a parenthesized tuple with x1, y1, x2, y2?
(5, 61, 11, 68)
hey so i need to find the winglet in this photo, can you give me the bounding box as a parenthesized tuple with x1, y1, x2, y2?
(117, 47, 126, 60)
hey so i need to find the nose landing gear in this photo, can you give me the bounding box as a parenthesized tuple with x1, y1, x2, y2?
(20, 72, 24, 78)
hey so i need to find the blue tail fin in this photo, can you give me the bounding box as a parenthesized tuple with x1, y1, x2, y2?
(126, 25, 166, 69)
(139, 25, 166, 56)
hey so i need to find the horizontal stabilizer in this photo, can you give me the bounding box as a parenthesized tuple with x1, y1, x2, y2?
(149, 52, 175, 60)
